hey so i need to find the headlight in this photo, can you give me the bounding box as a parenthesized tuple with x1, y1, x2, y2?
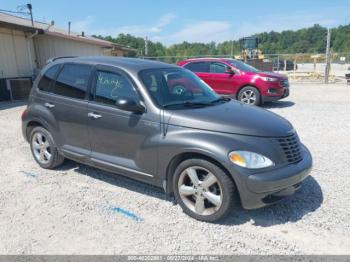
(260, 76, 278, 82)
(229, 151, 274, 169)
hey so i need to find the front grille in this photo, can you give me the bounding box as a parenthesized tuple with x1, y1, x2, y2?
(276, 133, 302, 164)
(280, 79, 289, 88)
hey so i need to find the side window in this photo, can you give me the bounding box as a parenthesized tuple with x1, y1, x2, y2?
(38, 64, 60, 92)
(53, 64, 92, 99)
(209, 62, 228, 73)
(184, 62, 209, 73)
(94, 71, 137, 106)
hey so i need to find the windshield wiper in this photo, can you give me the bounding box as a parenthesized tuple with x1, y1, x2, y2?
(163, 101, 213, 108)
(209, 97, 231, 104)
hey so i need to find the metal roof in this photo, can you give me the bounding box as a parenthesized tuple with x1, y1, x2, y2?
(0, 12, 133, 49)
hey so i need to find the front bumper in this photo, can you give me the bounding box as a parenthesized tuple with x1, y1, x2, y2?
(234, 145, 312, 209)
(262, 87, 289, 103)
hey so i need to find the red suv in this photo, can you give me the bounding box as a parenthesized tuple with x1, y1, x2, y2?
(177, 58, 290, 106)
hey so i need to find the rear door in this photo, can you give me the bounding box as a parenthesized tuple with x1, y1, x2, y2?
(47, 63, 92, 159)
(87, 65, 159, 181)
(184, 62, 212, 85)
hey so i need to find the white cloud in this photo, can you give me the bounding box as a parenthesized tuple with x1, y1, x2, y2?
(155, 21, 232, 45)
(115, 13, 176, 35)
(69, 8, 348, 45)
(70, 16, 95, 33)
(151, 13, 177, 33)
(234, 12, 342, 39)
(71, 13, 177, 37)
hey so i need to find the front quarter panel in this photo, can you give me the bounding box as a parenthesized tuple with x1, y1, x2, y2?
(158, 125, 287, 194)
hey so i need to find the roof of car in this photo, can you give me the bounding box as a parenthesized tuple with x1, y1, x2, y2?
(50, 56, 178, 72)
(181, 57, 231, 62)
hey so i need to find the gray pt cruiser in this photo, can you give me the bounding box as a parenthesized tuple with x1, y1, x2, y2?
(22, 57, 312, 222)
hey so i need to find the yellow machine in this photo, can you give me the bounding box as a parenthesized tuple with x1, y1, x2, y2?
(235, 37, 272, 71)
(235, 37, 265, 61)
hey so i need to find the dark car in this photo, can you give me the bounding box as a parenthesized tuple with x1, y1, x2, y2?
(273, 60, 297, 71)
(177, 58, 290, 106)
(22, 57, 312, 222)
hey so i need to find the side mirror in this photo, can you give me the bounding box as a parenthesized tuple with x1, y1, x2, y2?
(115, 97, 145, 113)
(225, 67, 235, 75)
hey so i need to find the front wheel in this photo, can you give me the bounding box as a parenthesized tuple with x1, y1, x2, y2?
(173, 159, 237, 222)
(238, 86, 261, 106)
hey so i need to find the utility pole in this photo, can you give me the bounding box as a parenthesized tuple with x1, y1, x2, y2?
(68, 21, 71, 35)
(325, 28, 331, 84)
(230, 39, 234, 58)
(144, 37, 149, 56)
(27, 3, 34, 27)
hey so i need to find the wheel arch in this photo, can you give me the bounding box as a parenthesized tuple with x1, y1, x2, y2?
(236, 84, 261, 100)
(25, 119, 47, 141)
(164, 151, 237, 195)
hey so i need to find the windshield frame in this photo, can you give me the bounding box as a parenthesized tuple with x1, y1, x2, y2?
(138, 67, 221, 109)
(226, 59, 260, 73)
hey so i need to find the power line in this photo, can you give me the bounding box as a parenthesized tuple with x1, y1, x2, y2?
(0, 9, 30, 15)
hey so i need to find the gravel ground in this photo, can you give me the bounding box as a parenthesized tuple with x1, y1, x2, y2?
(0, 83, 350, 255)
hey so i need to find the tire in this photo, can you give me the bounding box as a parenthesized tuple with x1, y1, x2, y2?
(238, 86, 261, 106)
(173, 158, 237, 222)
(30, 126, 64, 169)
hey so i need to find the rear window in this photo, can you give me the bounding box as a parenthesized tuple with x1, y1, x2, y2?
(184, 62, 209, 73)
(53, 64, 92, 99)
(38, 64, 60, 92)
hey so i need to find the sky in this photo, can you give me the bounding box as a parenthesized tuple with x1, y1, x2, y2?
(2, 0, 350, 45)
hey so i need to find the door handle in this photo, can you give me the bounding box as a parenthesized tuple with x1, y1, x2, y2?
(44, 102, 55, 108)
(88, 112, 102, 119)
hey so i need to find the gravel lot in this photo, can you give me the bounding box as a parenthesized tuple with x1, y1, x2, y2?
(0, 83, 350, 255)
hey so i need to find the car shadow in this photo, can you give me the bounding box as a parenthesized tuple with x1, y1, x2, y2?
(219, 176, 323, 226)
(58, 160, 172, 202)
(262, 101, 295, 109)
(0, 100, 27, 110)
(58, 160, 322, 227)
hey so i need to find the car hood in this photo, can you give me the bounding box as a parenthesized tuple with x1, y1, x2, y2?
(258, 71, 288, 79)
(166, 101, 294, 137)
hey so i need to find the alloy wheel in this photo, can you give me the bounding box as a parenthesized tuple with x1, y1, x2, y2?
(177, 166, 223, 216)
(31, 132, 52, 165)
(241, 90, 257, 104)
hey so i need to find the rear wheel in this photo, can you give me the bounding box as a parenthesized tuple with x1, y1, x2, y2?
(238, 86, 261, 106)
(30, 127, 64, 169)
(173, 158, 237, 222)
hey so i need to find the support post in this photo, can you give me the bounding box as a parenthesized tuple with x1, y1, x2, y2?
(144, 37, 148, 56)
(325, 28, 331, 84)
(27, 4, 34, 27)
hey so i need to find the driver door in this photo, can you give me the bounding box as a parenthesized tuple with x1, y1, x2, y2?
(87, 65, 159, 181)
(206, 62, 239, 95)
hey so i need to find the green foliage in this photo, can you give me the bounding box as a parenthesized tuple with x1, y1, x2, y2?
(93, 23, 350, 57)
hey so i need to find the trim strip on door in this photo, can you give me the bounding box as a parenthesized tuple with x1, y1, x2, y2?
(91, 158, 154, 177)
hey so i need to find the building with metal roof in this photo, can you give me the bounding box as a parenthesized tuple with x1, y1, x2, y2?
(0, 12, 136, 101)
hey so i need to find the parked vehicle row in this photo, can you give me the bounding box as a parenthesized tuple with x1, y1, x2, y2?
(22, 57, 312, 222)
(177, 58, 290, 106)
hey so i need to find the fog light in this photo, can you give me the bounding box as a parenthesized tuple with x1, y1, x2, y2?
(268, 88, 277, 94)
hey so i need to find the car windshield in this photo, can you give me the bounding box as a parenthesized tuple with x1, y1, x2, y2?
(227, 59, 259, 73)
(139, 68, 224, 108)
